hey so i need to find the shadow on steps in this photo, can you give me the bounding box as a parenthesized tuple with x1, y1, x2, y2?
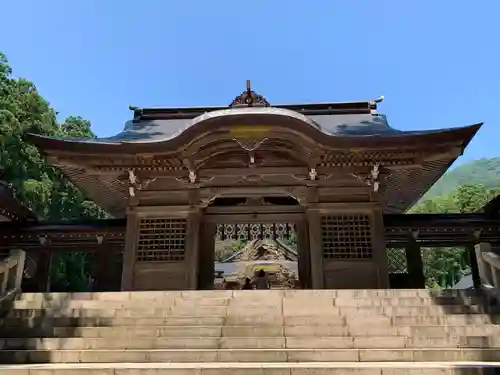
(0, 293, 96, 364)
(430, 288, 500, 375)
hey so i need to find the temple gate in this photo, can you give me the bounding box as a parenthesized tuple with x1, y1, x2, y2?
(25, 83, 481, 291)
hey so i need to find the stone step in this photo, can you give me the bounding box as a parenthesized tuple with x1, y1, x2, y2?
(19, 288, 487, 295)
(1, 324, 500, 338)
(390, 315, 500, 325)
(13, 295, 490, 306)
(6, 308, 497, 321)
(1, 348, 500, 364)
(0, 316, 227, 327)
(8, 304, 499, 317)
(14, 289, 488, 302)
(2, 335, 500, 350)
(0, 361, 498, 375)
(3, 314, 500, 327)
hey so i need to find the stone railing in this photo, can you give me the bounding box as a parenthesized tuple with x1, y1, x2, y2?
(475, 243, 500, 299)
(0, 249, 26, 300)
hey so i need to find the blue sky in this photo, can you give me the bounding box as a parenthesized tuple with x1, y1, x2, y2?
(1, 1, 499, 166)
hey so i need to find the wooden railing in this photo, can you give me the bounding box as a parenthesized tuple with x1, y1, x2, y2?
(0, 249, 26, 300)
(475, 243, 500, 298)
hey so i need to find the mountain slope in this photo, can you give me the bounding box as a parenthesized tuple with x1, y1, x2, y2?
(425, 157, 500, 198)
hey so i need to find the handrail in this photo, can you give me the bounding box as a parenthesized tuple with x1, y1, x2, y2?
(475, 243, 500, 299)
(0, 249, 26, 300)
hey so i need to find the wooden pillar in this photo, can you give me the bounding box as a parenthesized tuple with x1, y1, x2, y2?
(184, 210, 201, 290)
(406, 240, 425, 288)
(371, 207, 390, 288)
(296, 220, 311, 289)
(35, 248, 52, 293)
(197, 221, 216, 290)
(95, 241, 118, 292)
(467, 243, 481, 289)
(121, 211, 139, 291)
(306, 209, 323, 289)
(30, 236, 53, 293)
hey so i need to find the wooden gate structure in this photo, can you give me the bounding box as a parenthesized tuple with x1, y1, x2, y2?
(0, 82, 494, 291)
(0, 212, 499, 291)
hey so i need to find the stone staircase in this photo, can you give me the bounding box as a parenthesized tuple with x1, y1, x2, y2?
(0, 289, 500, 374)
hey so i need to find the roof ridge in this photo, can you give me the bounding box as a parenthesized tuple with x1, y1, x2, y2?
(130, 99, 379, 121)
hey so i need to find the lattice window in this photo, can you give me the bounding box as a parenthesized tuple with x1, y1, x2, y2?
(215, 223, 295, 241)
(136, 218, 187, 262)
(387, 248, 408, 273)
(321, 215, 372, 259)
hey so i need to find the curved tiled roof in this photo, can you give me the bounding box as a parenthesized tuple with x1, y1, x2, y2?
(25, 96, 483, 216)
(28, 106, 481, 155)
(59, 110, 399, 144)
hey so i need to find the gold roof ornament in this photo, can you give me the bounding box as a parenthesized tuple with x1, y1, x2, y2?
(229, 80, 270, 108)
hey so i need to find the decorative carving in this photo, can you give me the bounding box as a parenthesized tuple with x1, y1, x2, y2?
(128, 170, 137, 197)
(215, 223, 295, 241)
(96, 235, 104, 245)
(369, 96, 385, 106)
(292, 170, 332, 183)
(127, 170, 156, 197)
(350, 164, 383, 192)
(249, 152, 256, 168)
(229, 80, 270, 108)
(233, 138, 268, 152)
(38, 235, 48, 246)
(189, 170, 197, 183)
(370, 164, 380, 192)
(309, 168, 318, 181)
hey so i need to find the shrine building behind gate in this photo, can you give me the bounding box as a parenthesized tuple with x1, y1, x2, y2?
(28, 83, 481, 291)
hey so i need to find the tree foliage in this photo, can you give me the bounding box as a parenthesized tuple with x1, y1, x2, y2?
(425, 158, 500, 199)
(0, 52, 108, 221)
(411, 184, 500, 288)
(0, 52, 109, 290)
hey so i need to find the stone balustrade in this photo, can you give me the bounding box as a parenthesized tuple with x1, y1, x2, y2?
(475, 242, 500, 298)
(0, 249, 26, 300)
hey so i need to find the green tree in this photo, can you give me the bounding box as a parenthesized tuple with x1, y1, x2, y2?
(411, 184, 499, 288)
(425, 158, 500, 198)
(0, 52, 108, 290)
(60, 116, 95, 138)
